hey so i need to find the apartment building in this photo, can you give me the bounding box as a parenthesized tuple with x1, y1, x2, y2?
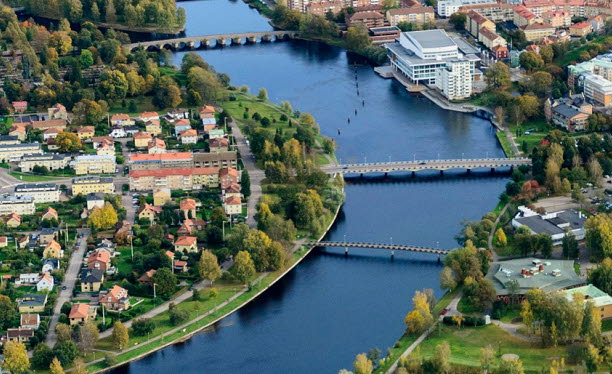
(129, 152, 193, 170)
(71, 155, 116, 175)
(521, 22, 556, 41)
(583, 73, 612, 107)
(0, 195, 35, 215)
(541, 9, 571, 27)
(467, 10, 495, 38)
(19, 153, 71, 172)
(192, 151, 239, 169)
(437, 0, 496, 17)
(435, 59, 473, 100)
(0, 143, 41, 163)
(386, 6, 435, 26)
(129, 168, 220, 191)
(72, 176, 115, 195)
(14, 184, 61, 203)
(458, 3, 514, 22)
(513, 5, 540, 26)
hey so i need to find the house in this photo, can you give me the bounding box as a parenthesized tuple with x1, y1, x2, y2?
(20, 314, 40, 329)
(173, 119, 192, 135)
(48, 104, 68, 120)
(125, 126, 140, 136)
(512, 205, 586, 245)
(5, 213, 21, 228)
(69, 303, 97, 325)
(199, 106, 216, 125)
(17, 294, 47, 313)
(180, 129, 198, 144)
(146, 120, 162, 136)
(43, 128, 62, 141)
(134, 131, 153, 148)
(138, 111, 159, 123)
(17, 236, 29, 249)
(219, 167, 240, 189)
(165, 251, 175, 263)
(223, 196, 242, 216)
(42, 259, 60, 274)
(492, 45, 509, 60)
(570, 21, 593, 37)
(18, 273, 40, 284)
(0, 236, 6, 248)
(137, 204, 162, 222)
(99, 285, 130, 311)
(386, 6, 434, 27)
(40, 227, 61, 245)
(86, 193, 106, 210)
(110, 126, 127, 138)
(137, 269, 156, 286)
(87, 250, 111, 272)
(541, 9, 571, 28)
(9, 125, 27, 141)
(563, 285, 612, 320)
(41, 207, 59, 221)
(15, 183, 61, 203)
(73, 176, 115, 195)
(521, 23, 555, 42)
(7, 328, 34, 343)
(203, 124, 217, 134)
(588, 15, 606, 32)
(92, 136, 114, 149)
(467, 10, 495, 39)
(43, 240, 63, 259)
(96, 239, 116, 257)
(148, 138, 166, 154)
(110, 114, 134, 127)
(36, 273, 54, 292)
(0, 195, 35, 215)
(223, 182, 241, 199)
(174, 260, 189, 273)
(0, 135, 19, 145)
(174, 236, 198, 253)
(76, 126, 95, 140)
(544, 94, 593, 132)
(153, 188, 172, 206)
(167, 108, 189, 120)
(486, 259, 585, 302)
(80, 269, 104, 292)
(12, 101, 27, 113)
(96, 141, 114, 156)
(179, 198, 197, 219)
(208, 129, 225, 140)
(209, 137, 229, 152)
(177, 218, 206, 235)
(29, 119, 67, 131)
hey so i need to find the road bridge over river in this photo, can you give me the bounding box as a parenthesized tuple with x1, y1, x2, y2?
(124, 31, 299, 52)
(315, 241, 449, 259)
(321, 157, 531, 176)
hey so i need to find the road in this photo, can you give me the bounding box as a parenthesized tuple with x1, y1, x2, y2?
(45, 227, 91, 346)
(230, 120, 263, 229)
(98, 259, 233, 339)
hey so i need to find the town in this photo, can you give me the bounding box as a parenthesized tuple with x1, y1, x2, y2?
(0, 0, 610, 372)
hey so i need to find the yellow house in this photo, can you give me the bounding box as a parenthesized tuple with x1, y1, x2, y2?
(69, 303, 97, 325)
(9, 125, 27, 141)
(72, 155, 116, 175)
(76, 126, 95, 140)
(134, 131, 152, 148)
(138, 204, 162, 222)
(563, 285, 612, 321)
(43, 240, 64, 259)
(5, 213, 22, 228)
(153, 188, 172, 206)
(521, 22, 555, 42)
(146, 120, 162, 136)
(17, 294, 47, 313)
(174, 236, 198, 253)
(72, 176, 115, 195)
(467, 10, 495, 39)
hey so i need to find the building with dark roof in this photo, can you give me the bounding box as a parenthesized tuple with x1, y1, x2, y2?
(511, 205, 586, 244)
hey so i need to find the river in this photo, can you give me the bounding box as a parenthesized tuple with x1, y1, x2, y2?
(111, 1, 508, 373)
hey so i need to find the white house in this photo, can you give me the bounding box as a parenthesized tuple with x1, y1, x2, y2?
(511, 206, 586, 245)
(109, 126, 127, 138)
(36, 273, 54, 292)
(18, 273, 39, 284)
(86, 193, 105, 210)
(42, 259, 60, 273)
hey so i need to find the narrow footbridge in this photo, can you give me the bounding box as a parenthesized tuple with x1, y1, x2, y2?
(125, 31, 299, 52)
(322, 157, 531, 175)
(315, 241, 449, 256)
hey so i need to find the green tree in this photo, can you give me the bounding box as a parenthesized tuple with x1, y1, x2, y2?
(293, 189, 324, 230)
(0, 294, 16, 330)
(111, 321, 129, 350)
(2, 341, 30, 373)
(32, 343, 54, 369)
(562, 232, 578, 259)
(230, 251, 256, 285)
(589, 258, 612, 294)
(131, 318, 155, 336)
(152, 267, 177, 297)
(439, 266, 456, 291)
(100, 69, 128, 102)
(581, 301, 603, 346)
(257, 88, 268, 101)
(209, 207, 227, 228)
(79, 49, 93, 68)
(585, 343, 601, 373)
(169, 307, 189, 325)
(519, 51, 544, 71)
(52, 341, 79, 366)
(199, 250, 222, 284)
(484, 61, 510, 89)
(73, 99, 107, 125)
(345, 24, 371, 51)
(498, 358, 524, 374)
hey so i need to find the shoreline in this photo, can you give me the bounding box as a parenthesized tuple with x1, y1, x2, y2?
(91, 185, 345, 373)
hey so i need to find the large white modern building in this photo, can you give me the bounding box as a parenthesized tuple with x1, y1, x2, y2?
(14, 184, 61, 203)
(437, 0, 496, 17)
(385, 29, 479, 100)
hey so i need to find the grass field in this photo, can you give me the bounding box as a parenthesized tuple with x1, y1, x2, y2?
(418, 324, 570, 372)
(9, 172, 68, 182)
(556, 35, 609, 66)
(508, 120, 549, 155)
(496, 131, 516, 158)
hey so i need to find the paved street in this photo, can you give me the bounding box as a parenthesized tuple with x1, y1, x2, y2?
(45, 227, 91, 346)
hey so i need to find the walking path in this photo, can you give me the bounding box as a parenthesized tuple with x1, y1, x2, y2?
(491, 320, 539, 342)
(46, 228, 90, 346)
(488, 200, 512, 261)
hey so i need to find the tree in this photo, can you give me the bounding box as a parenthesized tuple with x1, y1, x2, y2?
(77, 322, 99, 354)
(353, 353, 373, 374)
(463, 276, 496, 311)
(449, 12, 467, 30)
(589, 258, 612, 294)
(439, 267, 456, 291)
(187, 67, 225, 103)
(73, 99, 107, 125)
(153, 76, 182, 109)
(562, 232, 578, 259)
(49, 357, 64, 374)
(199, 250, 222, 284)
(55, 131, 82, 152)
(581, 301, 603, 346)
(111, 321, 129, 350)
(498, 358, 525, 374)
(53, 341, 79, 366)
(132, 318, 155, 336)
(2, 342, 30, 373)
(480, 345, 495, 374)
(434, 341, 451, 374)
(495, 228, 507, 246)
(257, 88, 268, 101)
(100, 69, 128, 102)
(539, 45, 553, 63)
(293, 189, 324, 230)
(32, 344, 54, 369)
(152, 267, 177, 297)
(230, 251, 256, 285)
(209, 207, 227, 227)
(55, 323, 72, 342)
(169, 307, 189, 325)
(345, 24, 371, 51)
(519, 51, 544, 71)
(88, 202, 118, 229)
(405, 290, 434, 335)
(506, 279, 520, 305)
(585, 343, 601, 374)
(71, 359, 87, 374)
(517, 95, 540, 119)
(0, 294, 16, 330)
(485, 61, 510, 89)
(79, 49, 93, 68)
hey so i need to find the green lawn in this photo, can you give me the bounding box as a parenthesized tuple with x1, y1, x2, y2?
(496, 131, 516, 158)
(9, 172, 68, 182)
(556, 35, 609, 66)
(509, 120, 549, 155)
(417, 325, 571, 372)
(222, 93, 298, 137)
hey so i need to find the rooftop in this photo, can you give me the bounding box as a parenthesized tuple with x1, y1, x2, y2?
(407, 29, 457, 49)
(15, 183, 58, 192)
(563, 284, 612, 307)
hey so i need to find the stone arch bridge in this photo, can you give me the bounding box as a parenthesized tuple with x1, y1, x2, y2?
(124, 31, 299, 52)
